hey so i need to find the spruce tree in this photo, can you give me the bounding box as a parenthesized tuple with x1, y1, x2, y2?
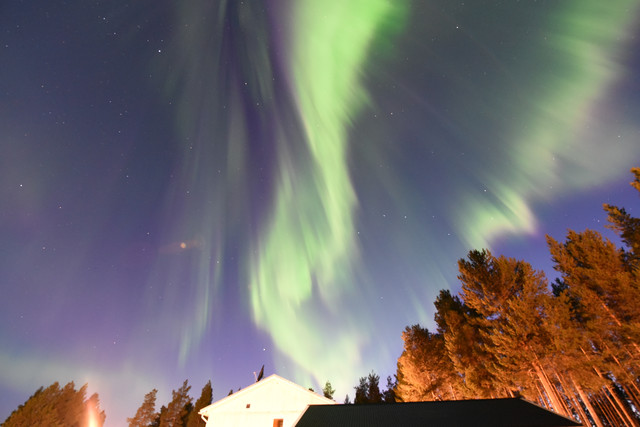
(548, 229, 640, 424)
(603, 167, 640, 268)
(353, 371, 383, 403)
(3, 382, 105, 427)
(396, 325, 459, 401)
(458, 251, 570, 408)
(382, 376, 397, 403)
(353, 377, 368, 404)
(186, 381, 212, 427)
(159, 380, 192, 427)
(439, 257, 499, 399)
(151, 405, 166, 427)
(322, 381, 335, 400)
(366, 372, 383, 403)
(128, 389, 158, 427)
(433, 289, 464, 335)
(548, 230, 640, 358)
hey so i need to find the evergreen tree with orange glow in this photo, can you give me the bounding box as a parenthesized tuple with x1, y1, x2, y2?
(3, 382, 105, 427)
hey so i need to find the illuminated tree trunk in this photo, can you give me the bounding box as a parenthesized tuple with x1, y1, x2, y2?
(533, 362, 568, 417)
(622, 381, 640, 409)
(593, 394, 618, 426)
(554, 373, 587, 427)
(601, 389, 630, 426)
(532, 378, 547, 409)
(603, 382, 639, 427)
(570, 375, 604, 427)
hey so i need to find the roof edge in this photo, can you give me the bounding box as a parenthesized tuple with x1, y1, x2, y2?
(199, 374, 335, 415)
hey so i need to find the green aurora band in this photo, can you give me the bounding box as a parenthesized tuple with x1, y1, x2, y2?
(248, 0, 406, 385)
(149, 0, 639, 392)
(459, 0, 640, 249)
(3, 1, 640, 423)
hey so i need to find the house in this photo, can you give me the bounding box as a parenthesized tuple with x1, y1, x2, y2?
(294, 397, 582, 427)
(200, 375, 581, 427)
(198, 374, 335, 427)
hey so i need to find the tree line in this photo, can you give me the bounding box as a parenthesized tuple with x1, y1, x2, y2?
(2, 382, 106, 427)
(127, 380, 213, 427)
(394, 168, 640, 426)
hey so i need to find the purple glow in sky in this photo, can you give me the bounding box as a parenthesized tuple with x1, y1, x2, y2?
(1, 0, 640, 424)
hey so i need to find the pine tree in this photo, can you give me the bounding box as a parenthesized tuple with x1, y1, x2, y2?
(433, 289, 464, 335)
(436, 267, 497, 399)
(396, 325, 459, 402)
(389, 167, 640, 425)
(353, 372, 383, 404)
(366, 372, 383, 403)
(128, 389, 158, 427)
(181, 402, 193, 426)
(382, 376, 397, 403)
(3, 385, 62, 427)
(603, 167, 640, 269)
(353, 377, 368, 404)
(548, 230, 640, 359)
(548, 229, 640, 425)
(186, 381, 212, 427)
(322, 381, 335, 400)
(159, 380, 192, 427)
(151, 405, 166, 427)
(544, 285, 609, 426)
(458, 250, 568, 412)
(86, 393, 106, 427)
(3, 382, 106, 427)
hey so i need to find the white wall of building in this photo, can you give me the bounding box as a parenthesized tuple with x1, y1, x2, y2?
(200, 375, 335, 427)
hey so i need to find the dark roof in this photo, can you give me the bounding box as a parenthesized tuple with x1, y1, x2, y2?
(294, 398, 581, 427)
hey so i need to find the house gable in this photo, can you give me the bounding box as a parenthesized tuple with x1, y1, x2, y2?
(199, 375, 335, 427)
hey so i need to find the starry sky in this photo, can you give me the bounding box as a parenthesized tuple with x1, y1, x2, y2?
(2, 0, 640, 424)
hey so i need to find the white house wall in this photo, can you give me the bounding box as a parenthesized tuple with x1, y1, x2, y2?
(200, 375, 335, 427)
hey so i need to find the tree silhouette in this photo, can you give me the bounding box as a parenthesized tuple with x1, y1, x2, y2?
(128, 389, 158, 427)
(159, 380, 192, 427)
(186, 381, 212, 427)
(3, 382, 105, 427)
(322, 381, 335, 400)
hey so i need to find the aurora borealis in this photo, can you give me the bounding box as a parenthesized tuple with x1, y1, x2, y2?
(2, 0, 640, 424)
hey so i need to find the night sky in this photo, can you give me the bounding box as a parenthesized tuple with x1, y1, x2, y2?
(2, 0, 640, 424)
